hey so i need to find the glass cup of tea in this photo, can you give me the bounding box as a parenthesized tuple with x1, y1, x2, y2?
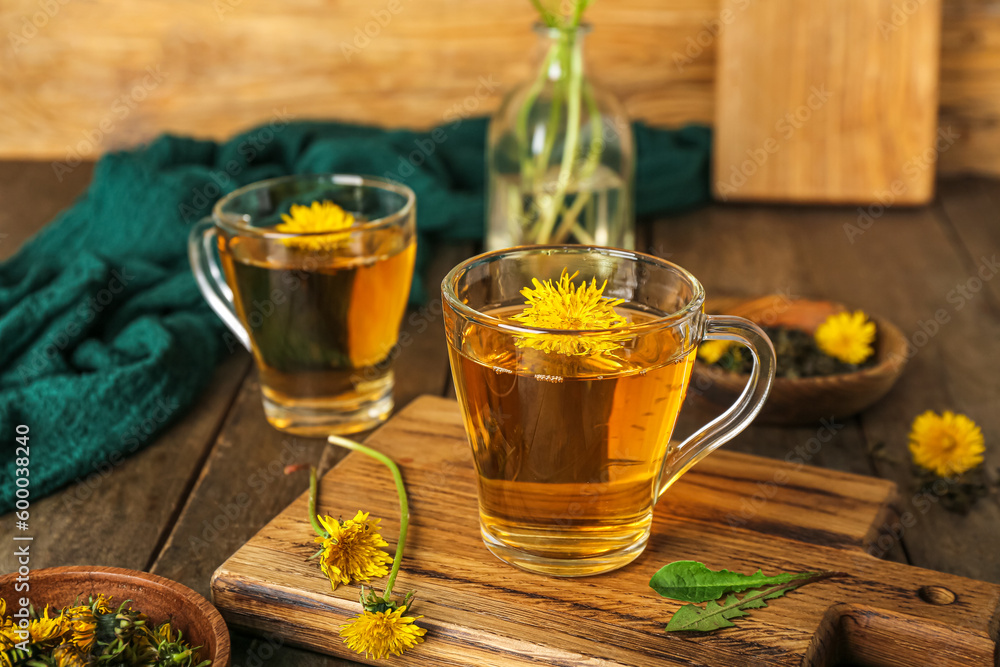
(189, 174, 416, 436)
(442, 246, 775, 576)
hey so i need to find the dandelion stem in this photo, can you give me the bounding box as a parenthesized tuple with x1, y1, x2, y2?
(516, 45, 556, 185)
(532, 28, 584, 244)
(328, 435, 410, 601)
(308, 467, 327, 539)
(529, 0, 558, 26)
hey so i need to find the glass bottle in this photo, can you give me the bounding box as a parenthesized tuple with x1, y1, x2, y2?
(486, 24, 635, 251)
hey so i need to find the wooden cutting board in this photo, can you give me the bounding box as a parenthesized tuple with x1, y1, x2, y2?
(713, 0, 942, 204)
(212, 396, 999, 666)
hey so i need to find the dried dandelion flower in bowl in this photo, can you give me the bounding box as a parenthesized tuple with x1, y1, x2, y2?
(0, 567, 228, 666)
(691, 295, 908, 425)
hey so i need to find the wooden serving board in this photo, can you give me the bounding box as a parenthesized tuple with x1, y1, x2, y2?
(713, 0, 942, 204)
(212, 396, 999, 666)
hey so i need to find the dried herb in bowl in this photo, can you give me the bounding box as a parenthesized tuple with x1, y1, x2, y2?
(699, 311, 879, 379)
(0, 594, 210, 667)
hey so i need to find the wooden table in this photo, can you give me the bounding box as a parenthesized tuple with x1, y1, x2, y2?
(2, 162, 998, 666)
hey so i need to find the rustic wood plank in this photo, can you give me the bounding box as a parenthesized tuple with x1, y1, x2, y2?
(226, 633, 359, 667)
(821, 201, 1000, 582)
(149, 244, 471, 598)
(0, 0, 713, 155)
(0, 0, 997, 175)
(212, 396, 999, 666)
(653, 197, 1000, 582)
(935, 177, 1000, 311)
(938, 3, 1000, 175)
(0, 161, 95, 261)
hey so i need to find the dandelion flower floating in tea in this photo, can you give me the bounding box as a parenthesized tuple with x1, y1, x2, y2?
(314, 510, 393, 590)
(909, 410, 984, 478)
(510, 269, 631, 356)
(277, 200, 356, 233)
(340, 601, 427, 660)
(814, 310, 876, 365)
(274, 200, 356, 251)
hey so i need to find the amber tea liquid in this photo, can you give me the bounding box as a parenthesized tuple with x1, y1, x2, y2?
(220, 231, 415, 435)
(449, 305, 695, 576)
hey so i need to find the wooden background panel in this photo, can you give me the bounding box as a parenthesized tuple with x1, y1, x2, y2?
(0, 0, 713, 160)
(713, 0, 943, 204)
(938, 1, 1000, 175)
(0, 0, 997, 176)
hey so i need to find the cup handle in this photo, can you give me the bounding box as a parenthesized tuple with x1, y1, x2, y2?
(656, 314, 776, 500)
(188, 216, 252, 351)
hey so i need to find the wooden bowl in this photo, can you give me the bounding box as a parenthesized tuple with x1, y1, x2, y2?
(692, 295, 908, 426)
(0, 566, 230, 666)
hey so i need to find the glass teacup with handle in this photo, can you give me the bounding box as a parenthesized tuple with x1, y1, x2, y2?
(189, 174, 416, 436)
(442, 246, 775, 576)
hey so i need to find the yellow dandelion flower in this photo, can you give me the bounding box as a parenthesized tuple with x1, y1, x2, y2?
(50, 644, 88, 667)
(909, 410, 985, 477)
(150, 620, 177, 644)
(510, 269, 630, 356)
(0, 620, 22, 653)
(340, 605, 426, 660)
(90, 594, 114, 615)
(63, 605, 97, 653)
(697, 339, 731, 364)
(814, 310, 876, 364)
(28, 607, 69, 646)
(274, 200, 355, 251)
(0, 602, 21, 653)
(315, 510, 393, 590)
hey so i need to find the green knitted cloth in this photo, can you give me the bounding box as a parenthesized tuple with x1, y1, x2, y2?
(0, 118, 710, 512)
